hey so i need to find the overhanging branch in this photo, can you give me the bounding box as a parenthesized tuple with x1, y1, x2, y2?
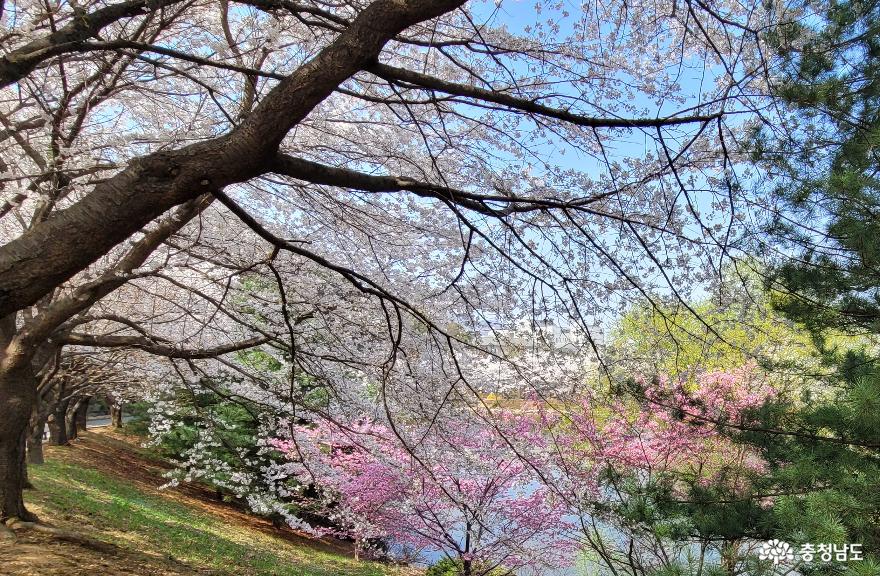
(0, 0, 186, 88)
(368, 62, 722, 129)
(270, 153, 620, 215)
(61, 333, 270, 359)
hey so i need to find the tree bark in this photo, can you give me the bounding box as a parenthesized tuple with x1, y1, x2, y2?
(27, 380, 58, 464)
(48, 397, 69, 446)
(65, 396, 90, 440)
(110, 402, 123, 428)
(65, 412, 76, 441)
(65, 399, 83, 441)
(75, 397, 90, 433)
(19, 432, 32, 490)
(463, 521, 472, 576)
(26, 410, 46, 465)
(48, 417, 67, 445)
(0, 363, 38, 521)
(26, 431, 44, 466)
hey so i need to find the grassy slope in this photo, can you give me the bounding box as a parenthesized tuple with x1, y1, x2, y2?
(18, 430, 409, 576)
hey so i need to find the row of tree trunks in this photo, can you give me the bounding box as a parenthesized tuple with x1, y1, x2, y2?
(29, 394, 123, 457)
(1, 356, 104, 519)
(42, 395, 94, 447)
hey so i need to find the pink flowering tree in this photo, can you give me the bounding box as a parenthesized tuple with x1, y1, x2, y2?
(269, 363, 777, 576)
(528, 363, 779, 574)
(273, 417, 576, 576)
(552, 364, 774, 489)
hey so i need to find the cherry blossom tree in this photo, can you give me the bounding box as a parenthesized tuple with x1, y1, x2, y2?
(0, 0, 784, 525)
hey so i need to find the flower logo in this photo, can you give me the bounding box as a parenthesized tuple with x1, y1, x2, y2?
(759, 539, 794, 565)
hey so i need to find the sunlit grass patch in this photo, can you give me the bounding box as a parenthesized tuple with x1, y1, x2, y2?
(27, 459, 404, 576)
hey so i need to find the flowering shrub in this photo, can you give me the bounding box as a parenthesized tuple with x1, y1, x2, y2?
(272, 417, 576, 575)
(525, 363, 775, 500)
(518, 363, 780, 573)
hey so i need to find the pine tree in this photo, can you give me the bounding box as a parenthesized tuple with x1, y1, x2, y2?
(748, 1, 880, 571)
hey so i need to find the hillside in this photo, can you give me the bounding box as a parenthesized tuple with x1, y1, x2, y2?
(1, 429, 413, 576)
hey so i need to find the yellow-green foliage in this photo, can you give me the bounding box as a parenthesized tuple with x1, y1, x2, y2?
(609, 279, 828, 385)
(610, 280, 873, 396)
(613, 298, 805, 376)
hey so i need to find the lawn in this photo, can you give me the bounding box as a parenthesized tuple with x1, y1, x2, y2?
(16, 431, 411, 576)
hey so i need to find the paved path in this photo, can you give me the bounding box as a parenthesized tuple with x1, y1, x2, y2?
(86, 415, 134, 429)
(41, 415, 134, 441)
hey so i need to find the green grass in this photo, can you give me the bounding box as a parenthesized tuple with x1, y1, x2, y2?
(27, 459, 405, 576)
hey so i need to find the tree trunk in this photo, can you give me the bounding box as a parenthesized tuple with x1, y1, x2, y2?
(26, 434, 44, 466)
(110, 402, 123, 428)
(462, 521, 472, 576)
(75, 397, 90, 433)
(720, 541, 738, 575)
(65, 397, 89, 441)
(0, 362, 38, 521)
(65, 403, 77, 441)
(48, 397, 69, 446)
(26, 412, 46, 465)
(19, 432, 32, 489)
(28, 386, 54, 464)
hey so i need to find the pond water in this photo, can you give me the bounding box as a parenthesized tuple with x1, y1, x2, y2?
(411, 546, 581, 575)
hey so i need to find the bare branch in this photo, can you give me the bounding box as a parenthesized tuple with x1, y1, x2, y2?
(61, 333, 271, 359)
(368, 63, 723, 129)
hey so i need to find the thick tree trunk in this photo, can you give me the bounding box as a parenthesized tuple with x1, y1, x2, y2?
(64, 396, 89, 441)
(26, 433, 44, 466)
(19, 432, 32, 489)
(65, 401, 79, 441)
(0, 363, 38, 521)
(27, 384, 56, 464)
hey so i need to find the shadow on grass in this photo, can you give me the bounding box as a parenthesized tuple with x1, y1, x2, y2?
(28, 461, 395, 576)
